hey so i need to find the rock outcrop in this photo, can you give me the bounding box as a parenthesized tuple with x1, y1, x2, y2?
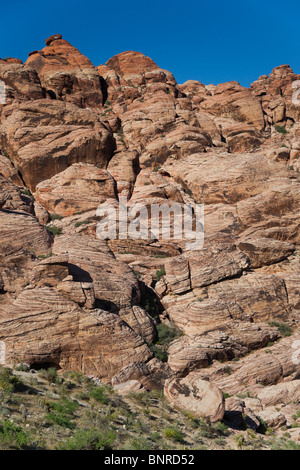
(0, 35, 299, 430)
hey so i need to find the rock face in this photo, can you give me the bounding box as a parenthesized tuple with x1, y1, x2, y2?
(0, 287, 152, 382)
(35, 163, 117, 216)
(0, 35, 299, 428)
(0, 100, 116, 190)
(26, 34, 103, 108)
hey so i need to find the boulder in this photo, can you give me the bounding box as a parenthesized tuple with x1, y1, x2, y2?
(164, 372, 225, 422)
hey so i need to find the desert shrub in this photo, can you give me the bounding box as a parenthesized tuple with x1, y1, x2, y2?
(0, 419, 31, 449)
(212, 421, 229, 436)
(37, 253, 53, 259)
(20, 188, 34, 200)
(234, 434, 245, 449)
(0, 367, 26, 393)
(14, 363, 30, 372)
(63, 371, 92, 386)
(149, 344, 168, 362)
(149, 323, 182, 362)
(89, 386, 109, 404)
(60, 428, 116, 450)
(50, 214, 63, 221)
(268, 321, 292, 337)
(126, 437, 153, 450)
(269, 436, 300, 450)
(156, 266, 166, 281)
(46, 226, 63, 236)
(38, 367, 60, 384)
(164, 427, 184, 443)
(45, 398, 78, 429)
(140, 286, 161, 320)
(75, 220, 89, 228)
(156, 323, 182, 345)
(274, 125, 288, 134)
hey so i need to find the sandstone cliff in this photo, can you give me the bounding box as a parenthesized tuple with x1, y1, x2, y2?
(0, 34, 299, 432)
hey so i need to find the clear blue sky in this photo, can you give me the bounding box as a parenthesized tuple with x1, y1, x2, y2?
(1, 0, 299, 87)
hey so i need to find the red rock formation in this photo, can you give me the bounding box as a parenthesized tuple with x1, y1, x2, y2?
(0, 36, 299, 428)
(26, 34, 104, 108)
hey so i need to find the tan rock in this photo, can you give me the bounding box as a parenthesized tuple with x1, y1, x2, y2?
(0, 100, 116, 191)
(164, 372, 225, 422)
(35, 163, 117, 217)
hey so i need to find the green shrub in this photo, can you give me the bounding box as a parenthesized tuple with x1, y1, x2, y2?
(37, 253, 53, 259)
(14, 363, 30, 372)
(274, 125, 288, 134)
(63, 371, 92, 385)
(126, 437, 153, 450)
(0, 419, 31, 449)
(0, 367, 26, 394)
(75, 220, 90, 228)
(268, 321, 292, 337)
(140, 287, 160, 320)
(50, 214, 63, 221)
(59, 429, 116, 450)
(156, 266, 166, 281)
(45, 398, 78, 429)
(149, 344, 168, 362)
(164, 427, 184, 443)
(89, 386, 109, 404)
(46, 226, 63, 236)
(38, 367, 60, 384)
(20, 188, 34, 200)
(156, 323, 182, 345)
(46, 412, 75, 429)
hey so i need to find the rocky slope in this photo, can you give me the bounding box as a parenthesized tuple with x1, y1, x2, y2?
(0, 34, 299, 445)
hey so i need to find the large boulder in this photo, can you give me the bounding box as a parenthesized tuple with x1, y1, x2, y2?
(35, 163, 117, 216)
(164, 372, 225, 422)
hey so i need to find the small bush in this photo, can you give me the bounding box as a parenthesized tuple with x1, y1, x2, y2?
(0, 367, 26, 394)
(46, 226, 63, 236)
(38, 368, 60, 384)
(164, 427, 184, 443)
(60, 428, 116, 450)
(156, 266, 166, 281)
(149, 344, 168, 362)
(14, 363, 30, 372)
(37, 253, 53, 260)
(274, 125, 288, 134)
(75, 220, 90, 228)
(126, 437, 153, 450)
(268, 321, 292, 337)
(0, 419, 31, 449)
(50, 214, 63, 221)
(156, 323, 182, 345)
(20, 188, 34, 200)
(45, 398, 78, 429)
(89, 386, 109, 404)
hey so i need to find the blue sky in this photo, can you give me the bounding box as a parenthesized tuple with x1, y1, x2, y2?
(0, 0, 299, 87)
